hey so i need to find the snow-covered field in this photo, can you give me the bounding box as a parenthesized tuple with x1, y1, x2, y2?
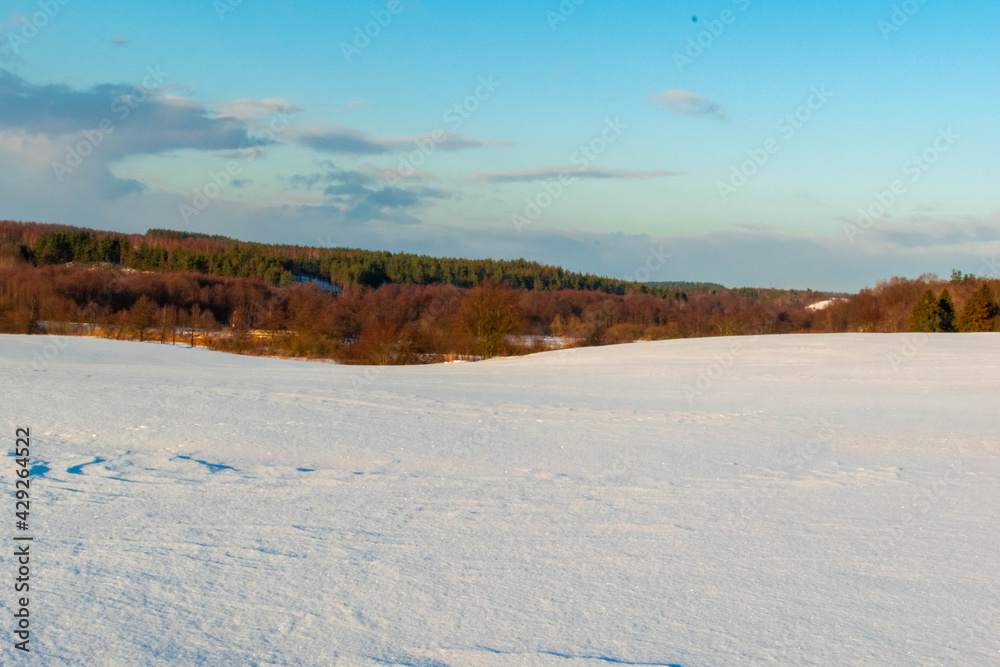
(2, 333, 999, 666)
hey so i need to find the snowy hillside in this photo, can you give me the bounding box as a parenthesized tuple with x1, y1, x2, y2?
(2, 333, 999, 665)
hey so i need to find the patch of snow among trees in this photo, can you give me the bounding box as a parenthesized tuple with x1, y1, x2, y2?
(805, 298, 846, 311)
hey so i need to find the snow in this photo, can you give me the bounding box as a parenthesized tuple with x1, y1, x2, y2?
(2, 332, 999, 665)
(804, 298, 845, 311)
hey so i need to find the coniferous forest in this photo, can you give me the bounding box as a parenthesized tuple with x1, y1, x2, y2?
(1, 220, 997, 364)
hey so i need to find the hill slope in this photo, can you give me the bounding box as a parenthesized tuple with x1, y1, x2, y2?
(2, 334, 998, 665)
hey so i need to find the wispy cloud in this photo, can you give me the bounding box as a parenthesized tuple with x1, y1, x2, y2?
(465, 165, 679, 184)
(289, 161, 451, 224)
(290, 123, 512, 155)
(216, 98, 297, 119)
(111, 35, 130, 47)
(648, 89, 727, 121)
(363, 164, 435, 182)
(337, 100, 371, 109)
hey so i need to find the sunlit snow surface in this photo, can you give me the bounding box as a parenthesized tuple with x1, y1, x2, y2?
(2, 333, 999, 665)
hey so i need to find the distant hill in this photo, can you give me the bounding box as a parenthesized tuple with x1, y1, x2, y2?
(2, 220, 694, 297)
(0, 219, 868, 364)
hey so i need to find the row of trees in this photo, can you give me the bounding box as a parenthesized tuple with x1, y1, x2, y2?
(0, 260, 828, 363)
(8, 220, 996, 366)
(1, 221, 693, 295)
(812, 272, 1000, 334)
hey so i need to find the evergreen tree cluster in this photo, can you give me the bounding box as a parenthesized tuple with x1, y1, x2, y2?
(958, 285, 999, 332)
(909, 289, 957, 332)
(909, 286, 998, 333)
(15, 224, 688, 297)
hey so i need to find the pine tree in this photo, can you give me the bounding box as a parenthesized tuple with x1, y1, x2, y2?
(909, 290, 939, 332)
(937, 289, 957, 332)
(959, 284, 998, 332)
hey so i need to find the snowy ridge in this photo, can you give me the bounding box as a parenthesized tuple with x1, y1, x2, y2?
(1, 334, 999, 665)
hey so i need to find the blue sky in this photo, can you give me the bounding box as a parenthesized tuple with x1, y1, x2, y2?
(0, 0, 997, 291)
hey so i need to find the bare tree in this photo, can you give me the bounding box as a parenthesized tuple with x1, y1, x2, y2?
(459, 283, 523, 359)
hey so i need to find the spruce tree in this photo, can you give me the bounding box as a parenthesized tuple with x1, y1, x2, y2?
(936, 289, 957, 332)
(909, 290, 939, 332)
(959, 284, 998, 332)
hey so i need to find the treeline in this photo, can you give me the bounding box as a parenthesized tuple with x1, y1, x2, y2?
(0, 260, 828, 364)
(814, 271, 1000, 334)
(1, 220, 687, 295)
(644, 280, 727, 293)
(5, 221, 995, 366)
